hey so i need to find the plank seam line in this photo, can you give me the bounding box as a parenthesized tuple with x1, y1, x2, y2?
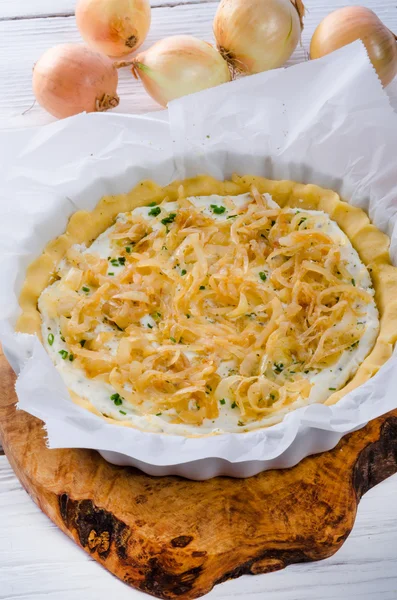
(0, 0, 217, 22)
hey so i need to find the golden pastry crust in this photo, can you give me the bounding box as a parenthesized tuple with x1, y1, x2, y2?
(17, 175, 397, 417)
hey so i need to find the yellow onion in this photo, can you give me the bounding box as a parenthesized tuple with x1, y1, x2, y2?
(310, 7, 397, 87)
(33, 44, 119, 119)
(76, 0, 151, 58)
(119, 35, 232, 107)
(213, 0, 305, 75)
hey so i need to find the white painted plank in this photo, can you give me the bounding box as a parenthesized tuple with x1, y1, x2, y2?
(0, 0, 212, 20)
(1, 454, 397, 600)
(1, 0, 397, 130)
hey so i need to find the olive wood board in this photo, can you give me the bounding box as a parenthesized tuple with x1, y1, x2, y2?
(1, 349, 397, 600)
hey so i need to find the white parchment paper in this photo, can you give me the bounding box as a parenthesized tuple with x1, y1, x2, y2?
(1, 41, 397, 469)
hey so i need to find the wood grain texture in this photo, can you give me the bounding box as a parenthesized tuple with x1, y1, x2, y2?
(0, 0, 210, 20)
(1, 455, 397, 600)
(0, 0, 397, 130)
(1, 349, 397, 600)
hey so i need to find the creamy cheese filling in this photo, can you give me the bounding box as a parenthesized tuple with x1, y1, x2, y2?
(39, 193, 379, 435)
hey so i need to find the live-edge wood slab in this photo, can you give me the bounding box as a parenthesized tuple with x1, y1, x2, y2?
(1, 350, 397, 600)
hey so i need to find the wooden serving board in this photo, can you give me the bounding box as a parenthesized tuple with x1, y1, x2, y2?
(1, 349, 397, 600)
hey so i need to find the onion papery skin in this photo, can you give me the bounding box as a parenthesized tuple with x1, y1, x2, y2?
(310, 6, 397, 87)
(76, 0, 151, 58)
(213, 0, 304, 75)
(32, 44, 119, 119)
(131, 35, 232, 107)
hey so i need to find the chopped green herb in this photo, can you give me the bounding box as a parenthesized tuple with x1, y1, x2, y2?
(58, 350, 68, 360)
(259, 272, 267, 282)
(181, 269, 187, 276)
(199, 285, 206, 290)
(156, 412, 162, 416)
(82, 286, 90, 293)
(148, 201, 158, 207)
(269, 393, 276, 401)
(329, 388, 336, 391)
(60, 335, 65, 342)
(149, 206, 161, 217)
(110, 258, 119, 266)
(170, 337, 177, 343)
(118, 257, 126, 266)
(351, 278, 356, 286)
(80, 340, 86, 347)
(108, 272, 114, 276)
(126, 246, 132, 253)
(304, 370, 309, 374)
(186, 314, 191, 319)
(147, 324, 153, 329)
(227, 215, 237, 219)
(110, 393, 123, 406)
(69, 354, 74, 362)
(219, 398, 226, 405)
(47, 333, 54, 346)
(210, 204, 226, 215)
(274, 362, 284, 373)
(238, 421, 245, 427)
(298, 217, 307, 226)
(350, 341, 359, 350)
(161, 213, 177, 226)
(119, 410, 127, 415)
(231, 401, 238, 409)
(206, 135, 210, 139)
(271, 220, 276, 226)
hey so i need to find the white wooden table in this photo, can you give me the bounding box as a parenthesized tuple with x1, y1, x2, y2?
(1, 1, 397, 598)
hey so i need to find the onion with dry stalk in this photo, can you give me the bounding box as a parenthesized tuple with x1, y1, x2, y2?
(32, 44, 119, 119)
(76, 0, 151, 58)
(213, 0, 305, 75)
(310, 6, 397, 87)
(116, 35, 232, 107)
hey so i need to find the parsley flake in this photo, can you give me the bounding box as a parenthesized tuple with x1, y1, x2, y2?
(210, 204, 226, 215)
(161, 213, 177, 226)
(47, 333, 54, 346)
(149, 206, 161, 217)
(110, 393, 123, 406)
(219, 399, 226, 405)
(259, 272, 267, 282)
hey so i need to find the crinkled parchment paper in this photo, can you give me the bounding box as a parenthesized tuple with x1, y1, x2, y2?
(1, 42, 397, 478)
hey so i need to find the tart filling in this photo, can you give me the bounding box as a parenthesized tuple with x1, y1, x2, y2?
(37, 189, 379, 434)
